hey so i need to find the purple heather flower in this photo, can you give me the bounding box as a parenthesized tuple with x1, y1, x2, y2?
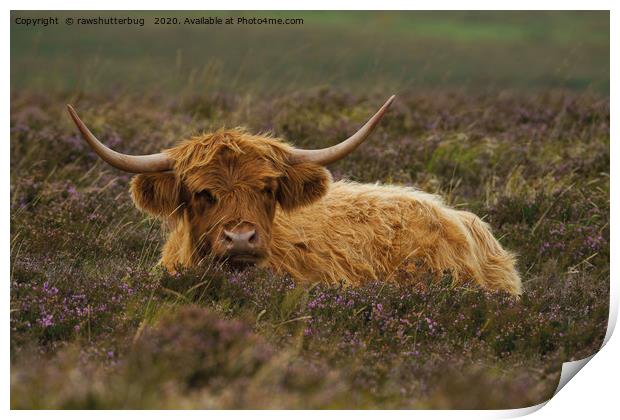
(38, 313, 54, 328)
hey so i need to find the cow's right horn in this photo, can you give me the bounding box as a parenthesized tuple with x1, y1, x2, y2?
(289, 95, 395, 166)
(66, 105, 173, 173)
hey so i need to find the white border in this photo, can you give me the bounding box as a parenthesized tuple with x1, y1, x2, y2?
(4, 2, 616, 419)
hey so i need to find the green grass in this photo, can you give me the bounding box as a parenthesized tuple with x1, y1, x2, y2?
(10, 11, 609, 409)
(11, 11, 609, 94)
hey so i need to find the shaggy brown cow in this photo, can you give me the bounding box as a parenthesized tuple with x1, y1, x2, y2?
(67, 97, 522, 296)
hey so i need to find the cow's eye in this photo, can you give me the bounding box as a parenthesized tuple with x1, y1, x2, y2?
(263, 186, 273, 195)
(196, 189, 216, 204)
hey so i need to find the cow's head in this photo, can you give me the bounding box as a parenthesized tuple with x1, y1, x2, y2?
(67, 96, 394, 266)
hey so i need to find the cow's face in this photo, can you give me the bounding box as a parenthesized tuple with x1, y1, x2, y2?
(66, 97, 394, 266)
(129, 130, 331, 266)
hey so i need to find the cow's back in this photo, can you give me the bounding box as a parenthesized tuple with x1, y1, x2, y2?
(269, 181, 521, 294)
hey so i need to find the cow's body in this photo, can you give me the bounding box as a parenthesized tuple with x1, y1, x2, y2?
(161, 180, 522, 295)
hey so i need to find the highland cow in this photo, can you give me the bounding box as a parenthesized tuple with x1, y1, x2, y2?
(67, 96, 522, 295)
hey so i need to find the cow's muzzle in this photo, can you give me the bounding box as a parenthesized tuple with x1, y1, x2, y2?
(218, 222, 264, 265)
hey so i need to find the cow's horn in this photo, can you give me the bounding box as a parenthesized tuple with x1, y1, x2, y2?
(66, 105, 173, 173)
(289, 95, 395, 166)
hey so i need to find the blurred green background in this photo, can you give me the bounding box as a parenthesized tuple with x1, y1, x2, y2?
(11, 11, 609, 95)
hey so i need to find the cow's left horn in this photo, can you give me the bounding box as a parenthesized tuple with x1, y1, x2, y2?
(289, 95, 395, 166)
(66, 105, 173, 173)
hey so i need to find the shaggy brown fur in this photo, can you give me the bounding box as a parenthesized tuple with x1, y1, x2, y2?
(130, 129, 522, 296)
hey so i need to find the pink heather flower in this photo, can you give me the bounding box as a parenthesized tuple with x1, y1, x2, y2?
(67, 185, 78, 198)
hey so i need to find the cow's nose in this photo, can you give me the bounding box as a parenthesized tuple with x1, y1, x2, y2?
(222, 227, 259, 252)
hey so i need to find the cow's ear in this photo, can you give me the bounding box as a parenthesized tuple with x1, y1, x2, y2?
(277, 162, 331, 211)
(130, 172, 184, 219)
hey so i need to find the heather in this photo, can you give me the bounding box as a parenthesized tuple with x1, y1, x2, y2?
(10, 89, 609, 409)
